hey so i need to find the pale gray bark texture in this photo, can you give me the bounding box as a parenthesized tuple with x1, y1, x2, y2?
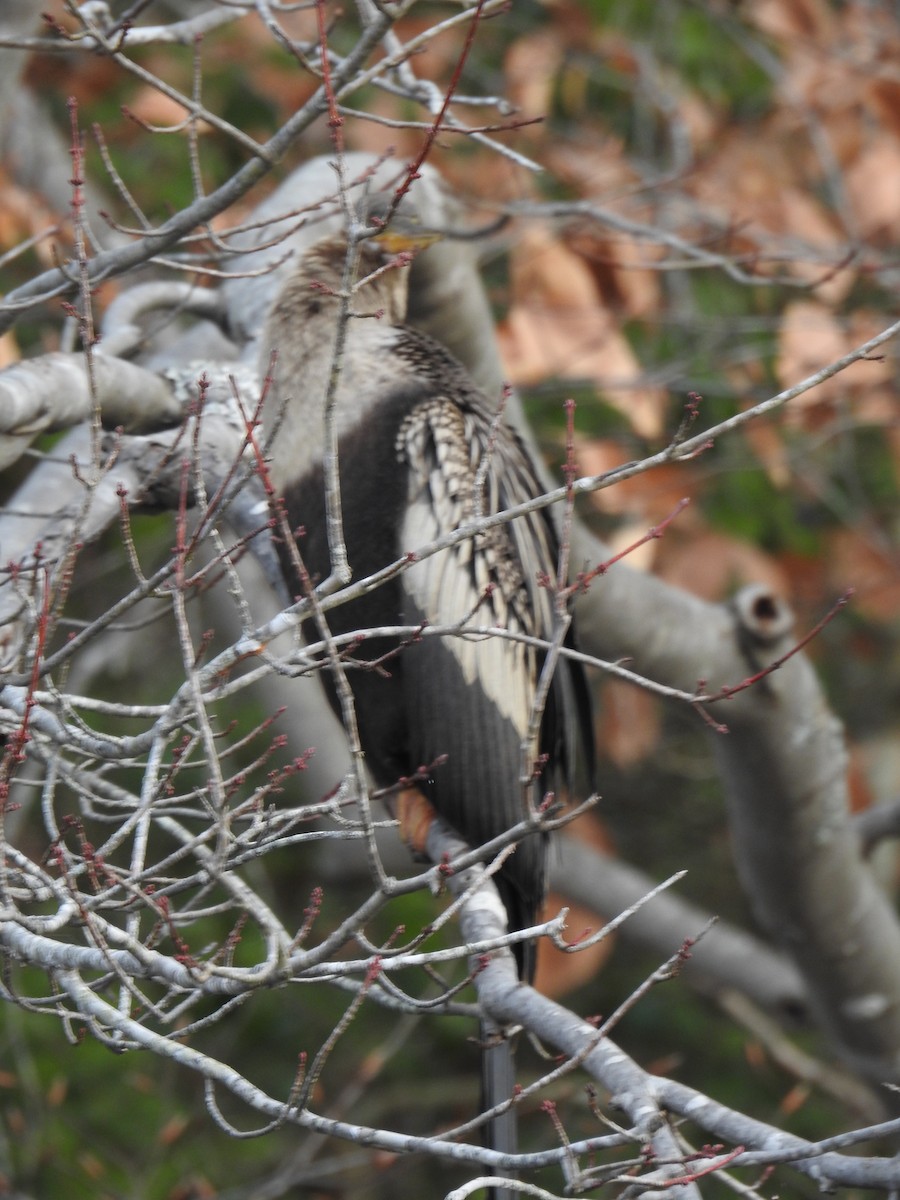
(0, 352, 183, 468)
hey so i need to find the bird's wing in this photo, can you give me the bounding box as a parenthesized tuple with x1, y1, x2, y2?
(395, 396, 562, 942)
(397, 397, 544, 733)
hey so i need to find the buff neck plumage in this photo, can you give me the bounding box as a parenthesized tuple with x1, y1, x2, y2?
(259, 235, 413, 489)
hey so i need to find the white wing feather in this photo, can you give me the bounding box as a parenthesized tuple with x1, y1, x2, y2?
(397, 398, 536, 737)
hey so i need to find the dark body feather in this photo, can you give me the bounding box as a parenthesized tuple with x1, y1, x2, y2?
(264, 237, 593, 981)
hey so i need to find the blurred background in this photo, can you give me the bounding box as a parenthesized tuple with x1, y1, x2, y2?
(1, 1, 898, 1196)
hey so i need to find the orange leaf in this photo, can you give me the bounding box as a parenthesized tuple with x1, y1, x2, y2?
(779, 1083, 812, 1117)
(158, 1114, 190, 1146)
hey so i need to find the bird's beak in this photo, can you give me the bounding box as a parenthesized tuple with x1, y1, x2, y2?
(366, 224, 443, 256)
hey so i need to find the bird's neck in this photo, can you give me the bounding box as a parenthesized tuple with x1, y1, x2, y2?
(263, 311, 409, 491)
(260, 246, 415, 491)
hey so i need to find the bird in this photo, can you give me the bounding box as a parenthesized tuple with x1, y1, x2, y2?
(259, 209, 593, 1188)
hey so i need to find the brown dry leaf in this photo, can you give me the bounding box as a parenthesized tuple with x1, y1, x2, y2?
(25, 36, 120, 107)
(348, 90, 423, 160)
(574, 437, 627, 491)
(775, 551, 829, 622)
(687, 120, 855, 302)
(0, 333, 20, 370)
(508, 224, 599, 309)
(749, 0, 837, 42)
(575, 437, 637, 518)
(504, 31, 563, 128)
(254, 66, 318, 126)
(779, 1083, 812, 1117)
(577, 437, 697, 525)
(844, 139, 900, 241)
(657, 530, 789, 603)
(600, 523, 660, 573)
(778, 189, 854, 303)
(741, 419, 792, 489)
(596, 678, 662, 769)
(843, 310, 898, 422)
(157, 1114, 190, 1146)
(545, 137, 641, 200)
(440, 150, 526, 207)
(535, 817, 616, 999)
(498, 226, 668, 438)
(815, 106, 868, 171)
(578, 448, 676, 573)
(127, 87, 210, 133)
(676, 89, 720, 152)
(865, 77, 900, 141)
(824, 529, 900, 624)
(565, 227, 663, 320)
(776, 300, 854, 408)
(783, 47, 863, 117)
(845, 0, 900, 59)
(576, 436, 697, 572)
(391, 13, 471, 86)
(688, 127, 797, 253)
(0, 169, 57, 251)
(776, 302, 895, 426)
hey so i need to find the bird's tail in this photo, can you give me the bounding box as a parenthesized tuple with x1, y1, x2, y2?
(481, 1017, 518, 1200)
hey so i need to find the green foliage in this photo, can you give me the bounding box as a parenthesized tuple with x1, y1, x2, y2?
(703, 456, 825, 555)
(667, 7, 773, 116)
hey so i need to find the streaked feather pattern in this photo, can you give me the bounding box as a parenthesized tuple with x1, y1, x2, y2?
(397, 396, 538, 736)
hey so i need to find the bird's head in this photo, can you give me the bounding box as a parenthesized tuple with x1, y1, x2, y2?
(258, 211, 442, 485)
(270, 211, 441, 330)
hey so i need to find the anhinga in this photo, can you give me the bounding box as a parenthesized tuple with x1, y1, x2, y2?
(260, 213, 593, 1186)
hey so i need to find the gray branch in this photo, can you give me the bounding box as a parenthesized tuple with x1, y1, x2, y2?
(0, 352, 183, 468)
